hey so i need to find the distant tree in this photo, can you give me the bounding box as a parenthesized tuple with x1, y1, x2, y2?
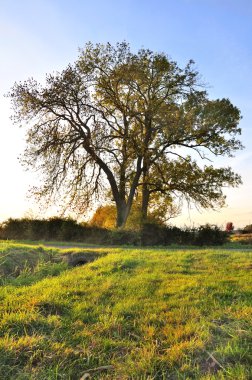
(10, 42, 242, 227)
(243, 224, 252, 234)
(226, 222, 234, 232)
(90, 205, 116, 229)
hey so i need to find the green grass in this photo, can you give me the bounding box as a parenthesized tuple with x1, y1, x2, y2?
(0, 241, 251, 379)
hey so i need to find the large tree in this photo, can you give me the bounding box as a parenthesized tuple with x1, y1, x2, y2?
(10, 42, 242, 227)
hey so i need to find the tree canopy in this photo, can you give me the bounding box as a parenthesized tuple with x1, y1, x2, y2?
(10, 42, 242, 227)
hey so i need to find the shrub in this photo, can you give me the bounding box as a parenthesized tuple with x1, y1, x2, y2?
(140, 223, 227, 246)
(194, 224, 227, 246)
(164, 226, 193, 245)
(0, 217, 88, 241)
(141, 223, 166, 246)
(243, 224, 252, 234)
(109, 229, 140, 245)
(0, 218, 227, 246)
(0, 218, 29, 240)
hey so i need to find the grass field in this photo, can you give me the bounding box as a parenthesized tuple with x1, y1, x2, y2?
(0, 241, 251, 379)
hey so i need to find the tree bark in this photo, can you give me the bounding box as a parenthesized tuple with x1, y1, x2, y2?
(141, 181, 150, 222)
(116, 156, 143, 228)
(116, 200, 127, 228)
(141, 114, 152, 223)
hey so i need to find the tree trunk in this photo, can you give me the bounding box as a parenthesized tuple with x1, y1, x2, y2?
(116, 201, 127, 228)
(140, 113, 152, 224)
(116, 157, 143, 228)
(141, 182, 150, 223)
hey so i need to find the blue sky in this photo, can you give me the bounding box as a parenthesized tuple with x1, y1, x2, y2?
(0, 0, 251, 228)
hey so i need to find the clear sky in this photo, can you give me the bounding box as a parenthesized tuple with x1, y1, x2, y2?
(0, 0, 251, 228)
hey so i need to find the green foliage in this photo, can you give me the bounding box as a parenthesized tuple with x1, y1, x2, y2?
(195, 224, 228, 246)
(141, 223, 227, 246)
(108, 229, 141, 245)
(0, 218, 227, 246)
(0, 242, 251, 378)
(0, 217, 109, 243)
(243, 224, 252, 234)
(9, 42, 243, 228)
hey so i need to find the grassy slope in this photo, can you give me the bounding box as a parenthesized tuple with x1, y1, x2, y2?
(0, 242, 251, 379)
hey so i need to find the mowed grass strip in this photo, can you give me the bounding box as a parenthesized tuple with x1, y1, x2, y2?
(0, 242, 251, 379)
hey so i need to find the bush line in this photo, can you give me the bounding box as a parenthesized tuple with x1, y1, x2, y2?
(0, 217, 228, 246)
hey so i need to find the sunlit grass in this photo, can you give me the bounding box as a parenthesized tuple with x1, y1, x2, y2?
(0, 241, 251, 379)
